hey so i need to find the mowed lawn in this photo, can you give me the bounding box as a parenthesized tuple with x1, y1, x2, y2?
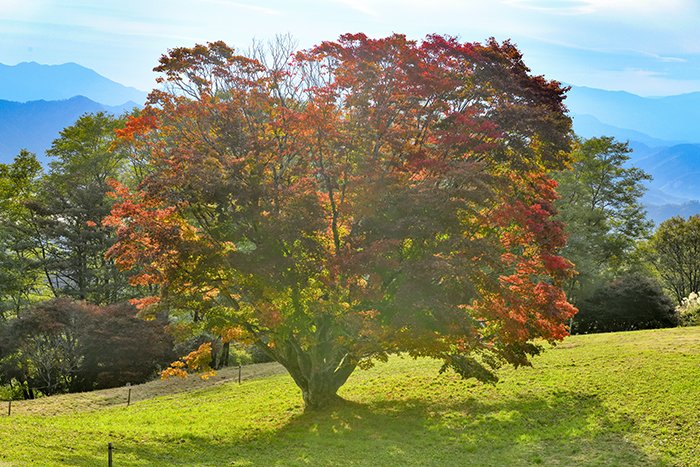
(0, 327, 698, 466)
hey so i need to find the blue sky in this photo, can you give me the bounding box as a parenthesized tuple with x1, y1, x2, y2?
(1, 0, 700, 96)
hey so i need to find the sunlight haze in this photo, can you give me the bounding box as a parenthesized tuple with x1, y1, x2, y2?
(1, 0, 700, 95)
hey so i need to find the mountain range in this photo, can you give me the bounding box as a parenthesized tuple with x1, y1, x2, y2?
(0, 62, 146, 106)
(0, 62, 144, 165)
(1, 62, 700, 223)
(567, 85, 700, 224)
(0, 96, 138, 164)
(567, 86, 700, 144)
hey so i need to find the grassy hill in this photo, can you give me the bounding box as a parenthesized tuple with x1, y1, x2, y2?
(1, 327, 698, 466)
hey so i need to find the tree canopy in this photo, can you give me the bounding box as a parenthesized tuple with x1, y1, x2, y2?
(0, 113, 134, 313)
(37, 112, 131, 303)
(105, 34, 577, 410)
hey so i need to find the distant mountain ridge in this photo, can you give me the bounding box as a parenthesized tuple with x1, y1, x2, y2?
(565, 86, 700, 224)
(566, 86, 700, 143)
(0, 61, 145, 164)
(571, 114, 678, 149)
(0, 62, 147, 106)
(0, 96, 137, 164)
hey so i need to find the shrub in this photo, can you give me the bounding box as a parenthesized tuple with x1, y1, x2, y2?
(76, 302, 174, 390)
(0, 299, 87, 397)
(170, 332, 263, 368)
(574, 274, 678, 334)
(676, 292, 700, 326)
(0, 299, 174, 398)
(228, 348, 253, 366)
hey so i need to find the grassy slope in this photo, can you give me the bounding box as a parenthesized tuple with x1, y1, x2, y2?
(0, 327, 698, 466)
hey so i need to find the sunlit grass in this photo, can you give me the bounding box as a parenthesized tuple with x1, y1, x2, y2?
(0, 327, 698, 466)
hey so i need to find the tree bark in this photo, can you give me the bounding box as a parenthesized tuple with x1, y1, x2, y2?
(274, 323, 357, 411)
(294, 360, 356, 411)
(302, 386, 344, 411)
(221, 341, 230, 367)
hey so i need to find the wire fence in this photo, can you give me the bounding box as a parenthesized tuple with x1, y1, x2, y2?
(0, 363, 273, 466)
(1, 364, 245, 417)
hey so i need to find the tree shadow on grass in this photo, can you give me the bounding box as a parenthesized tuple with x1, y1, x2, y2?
(61, 389, 658, 466)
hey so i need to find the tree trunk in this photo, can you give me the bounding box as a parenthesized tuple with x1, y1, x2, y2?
(302, 385, 344, 411)
(222, 342, 230, 367)
(295, 356, 355, 410)
(21, 383, 34, 400)
(294, 362, 355, 411)
(273, 321, 357, 411)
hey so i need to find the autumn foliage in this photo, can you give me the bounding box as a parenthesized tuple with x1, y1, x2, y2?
(105, 34, 576, 409)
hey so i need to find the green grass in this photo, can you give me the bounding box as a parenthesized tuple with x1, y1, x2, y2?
(1, 327, 698, 466)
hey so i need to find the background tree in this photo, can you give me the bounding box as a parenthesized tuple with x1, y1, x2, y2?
(26, 112, 133, 304)
(0, 150, 46, 319)
(647, 215, 700, 304)
(574, 274, 677, 333)
(106, 35, 576, 410)
(0, 299, 86, 398)
(555, 136, 652, 303)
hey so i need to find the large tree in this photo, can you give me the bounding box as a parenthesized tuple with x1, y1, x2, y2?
(106, 35, 576, 410)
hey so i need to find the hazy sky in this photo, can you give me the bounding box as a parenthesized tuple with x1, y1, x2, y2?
(1, 0, 700, 96)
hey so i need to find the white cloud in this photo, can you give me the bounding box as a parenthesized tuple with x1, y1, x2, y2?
(504, 0, 590, 14)
(505, 0, 694, 16)
(331, 0, 379, 16)
(0, 0, 30, 10)
(584, 0, 693, 15)
(201, 0, 281, 16)
(643, 53, 687, 64)
(0, 0, 43, 20)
